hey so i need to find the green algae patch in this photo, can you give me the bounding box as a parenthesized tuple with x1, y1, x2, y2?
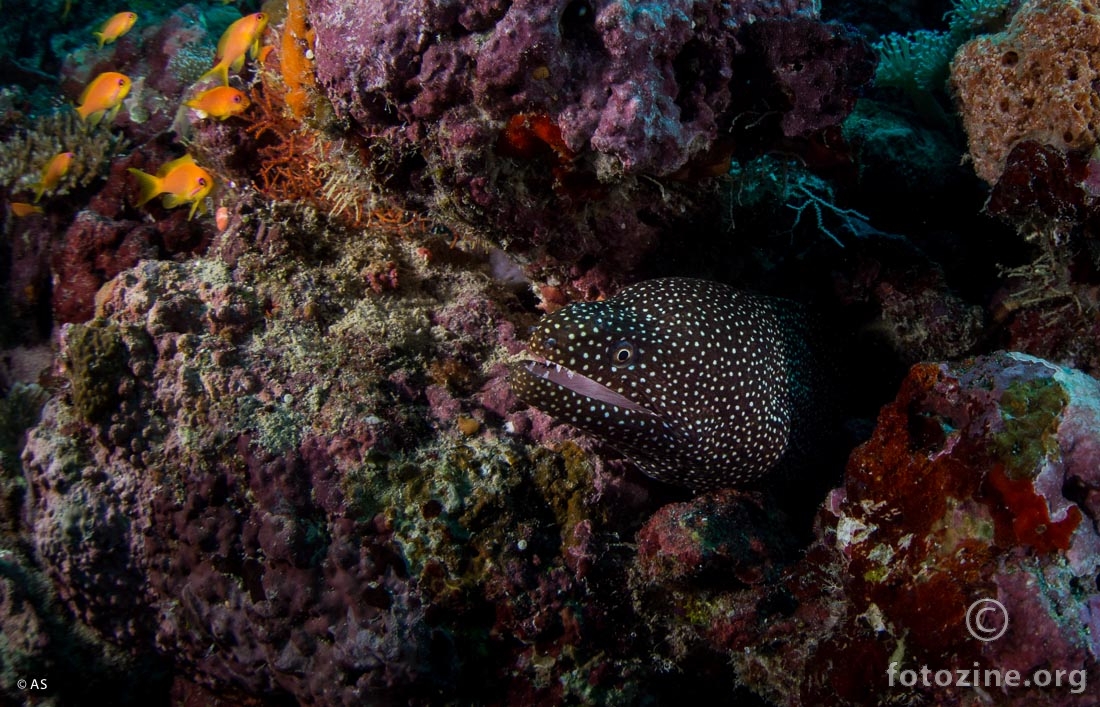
(530, 442, 610, 554)
(343, 436, 535, 586)
(531, 443, 593, 527)
(236, 395, 307, 455)
(0, 383, 49, 469)
(992, 378, 1067, 480)
(66, 322, 127, 423)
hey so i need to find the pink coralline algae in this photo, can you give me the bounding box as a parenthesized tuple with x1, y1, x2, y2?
(307, 0, 872, 284)
(21, 259, 447, 703)
(636, 490, 796, 588)
(633, 352, 1100, 706)
(50, 204, 208, 324)
(311, 0, 815, 176)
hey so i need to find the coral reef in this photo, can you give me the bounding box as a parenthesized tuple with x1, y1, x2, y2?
(21, 246, 452, 701)
(0, 382, 48, 536)
(839, 99, 971, 226)
(0, 544, 172, 707)
(829, 235, 988, 365)
(49, 179, 211, 325)
(2, 5, 238, 337)
(14, 206, 672, 703)
(636, 490, 797, 588)
(633, 352, 1100, 705)
(3, 0, 1100, 704)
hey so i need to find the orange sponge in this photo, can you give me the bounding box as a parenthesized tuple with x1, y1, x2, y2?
(951, 0, 1100, 184)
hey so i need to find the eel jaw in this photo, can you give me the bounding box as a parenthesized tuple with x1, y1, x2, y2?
(520, 358, 653, 415)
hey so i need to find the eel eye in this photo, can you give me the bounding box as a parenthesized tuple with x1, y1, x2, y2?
(611, 340, 634, 368)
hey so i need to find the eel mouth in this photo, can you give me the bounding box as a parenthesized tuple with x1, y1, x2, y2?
(519, 357, 653, 415)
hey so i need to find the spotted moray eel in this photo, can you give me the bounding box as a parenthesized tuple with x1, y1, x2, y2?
(511, 278, 826, 489)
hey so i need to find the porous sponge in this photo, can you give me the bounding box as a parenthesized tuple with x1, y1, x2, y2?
(951, 0, 1100, 184)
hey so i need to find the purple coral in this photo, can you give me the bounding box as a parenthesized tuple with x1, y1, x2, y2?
(733, 18, 874, 138)
(308, 0, 870, 286)
(311, 0, 819, 176)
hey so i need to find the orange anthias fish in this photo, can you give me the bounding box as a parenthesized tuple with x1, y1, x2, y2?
(93, 11, 138, 48)
(200, 12, 268, 86)
(75, 72, 132, 125)
(127, 154, 215, 220)
(33, 151, 75, 203)
(184, 86, 250, 120)
(10, 202, 44, 217)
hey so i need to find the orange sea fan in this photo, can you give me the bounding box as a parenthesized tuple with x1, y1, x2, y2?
(243, 82, 325, 202)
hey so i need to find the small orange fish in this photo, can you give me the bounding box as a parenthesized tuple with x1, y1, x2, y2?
(10, 202, 44, 217)
(127, 154, 215, 220)
(184, 86, 250, 120)
(94, 11, 138, 48)
(200, 12, 268, 86)
(76, 72, 132, 125)
(33, 151, 75, 202)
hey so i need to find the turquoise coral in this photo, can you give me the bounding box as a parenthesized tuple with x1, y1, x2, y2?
(872, 0, 1014, 92)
